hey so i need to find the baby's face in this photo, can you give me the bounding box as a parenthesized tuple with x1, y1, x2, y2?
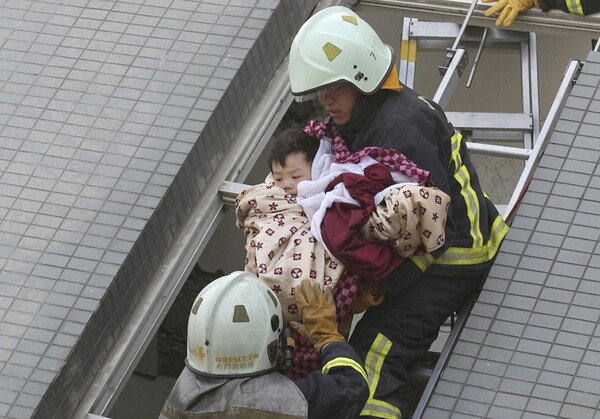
(271, 151, 312, 196)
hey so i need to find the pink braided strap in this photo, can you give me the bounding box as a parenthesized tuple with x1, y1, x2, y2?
(333, 270, 361, 323)
(303, 119, 432, 186)
(285, 334, 320, 380)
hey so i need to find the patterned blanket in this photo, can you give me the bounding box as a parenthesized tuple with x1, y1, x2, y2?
(235, 182, 344, 324)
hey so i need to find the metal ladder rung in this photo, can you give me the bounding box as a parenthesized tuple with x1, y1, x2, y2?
(466, 142, 531, 159)
(446, 111, 532, 131)
(410, 21, 528, 44)
(220, 181, 248, 206)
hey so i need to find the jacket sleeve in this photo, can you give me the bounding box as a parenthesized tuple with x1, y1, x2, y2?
(293, 342, 369, 419)
(365, 92, 457, 292)
(539, 0, 600, 15)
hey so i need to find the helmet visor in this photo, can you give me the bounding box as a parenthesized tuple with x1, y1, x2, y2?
(293, 92, 318, 103)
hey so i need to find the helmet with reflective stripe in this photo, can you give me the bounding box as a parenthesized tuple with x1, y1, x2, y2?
(186, 271, 283, 377)
(289, 6, 394, 97)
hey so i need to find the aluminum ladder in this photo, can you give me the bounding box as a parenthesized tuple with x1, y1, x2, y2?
(398, 15, 584, 418)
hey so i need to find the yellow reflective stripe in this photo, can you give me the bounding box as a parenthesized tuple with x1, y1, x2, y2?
(566, 0, 584, 15)
(455, 165, 483, 247)
(435, 215, 509, 265)
(361, 399, 402, 418)
(322, 357, 368, 383)
(360, 334, 402, 418)
(409, 252, 435, 272)
(411, 215, 508, 267)
(450, 131, 463, 169)
(411, 131, 509, 268)
(450, 132, 483, 247)
(363, 334, 390, 393)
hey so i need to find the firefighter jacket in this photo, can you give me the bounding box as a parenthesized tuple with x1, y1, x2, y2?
(336, 86, 509, 292)
(539, 0, 600, 15)
(159, 342, 368, 419)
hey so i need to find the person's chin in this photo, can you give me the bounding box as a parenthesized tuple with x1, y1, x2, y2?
(332, 115, 349, 126)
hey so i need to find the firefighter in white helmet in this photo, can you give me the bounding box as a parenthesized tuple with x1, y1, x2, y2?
(160, 271, 368, 419)
(289, 6, 508, 418)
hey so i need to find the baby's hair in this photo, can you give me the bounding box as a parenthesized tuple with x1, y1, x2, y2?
(268, 127, 319, 172)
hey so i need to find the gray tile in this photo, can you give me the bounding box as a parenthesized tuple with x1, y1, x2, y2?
(0, 1, 318, 417)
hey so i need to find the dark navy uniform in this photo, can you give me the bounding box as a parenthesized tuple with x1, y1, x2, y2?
(336, 85, 508, 417)
(539, 0, 600, 15)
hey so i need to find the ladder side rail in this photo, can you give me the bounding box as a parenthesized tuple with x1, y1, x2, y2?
(398, 16, 410, 85)
(432, 47, 468, 109)
(504, 59, 581, 222)
(528, 32, 541, 146)
(399, 17, 418, 87)
(521, 37, 534, 150)
(406, 21, 418, 88)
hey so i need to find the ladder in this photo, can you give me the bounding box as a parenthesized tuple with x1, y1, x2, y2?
(400, 15, 541, 218)
(396, 13, 583, 418)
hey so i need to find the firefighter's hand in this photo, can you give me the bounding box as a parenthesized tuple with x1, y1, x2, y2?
(289, 280, 344, 353)
(351, 280, 385, 314)
(482, 0, 540, 26)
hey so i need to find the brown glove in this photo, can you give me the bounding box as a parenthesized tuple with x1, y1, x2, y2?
(351, 280, 385, 314)
(289, 280, 345, 353)
(483, 0, 540, 26)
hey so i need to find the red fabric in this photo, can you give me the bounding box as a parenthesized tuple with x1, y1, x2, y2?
(321, 164, 405, 281)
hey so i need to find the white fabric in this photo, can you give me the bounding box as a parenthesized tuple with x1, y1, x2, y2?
(296, 136, 415, 256)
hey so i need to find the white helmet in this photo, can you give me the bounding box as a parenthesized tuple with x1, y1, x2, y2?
(289, 6, 394, 97)
(186, 271, 283, 377)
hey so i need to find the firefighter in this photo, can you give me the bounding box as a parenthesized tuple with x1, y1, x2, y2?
(159, 271, 369, 419)
(484, 0, 600, 27)
(288, 6, 509, 418)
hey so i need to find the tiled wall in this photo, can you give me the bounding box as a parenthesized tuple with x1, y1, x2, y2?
(0, 1, 318, 418)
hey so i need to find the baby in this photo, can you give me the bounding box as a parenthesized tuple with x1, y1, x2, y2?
(235, 128, 342, 324)
(236, 125, 450, 323)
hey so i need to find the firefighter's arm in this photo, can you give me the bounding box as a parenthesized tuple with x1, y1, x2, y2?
(539, 0, 600, 14)
(294, 342, 369, 419)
